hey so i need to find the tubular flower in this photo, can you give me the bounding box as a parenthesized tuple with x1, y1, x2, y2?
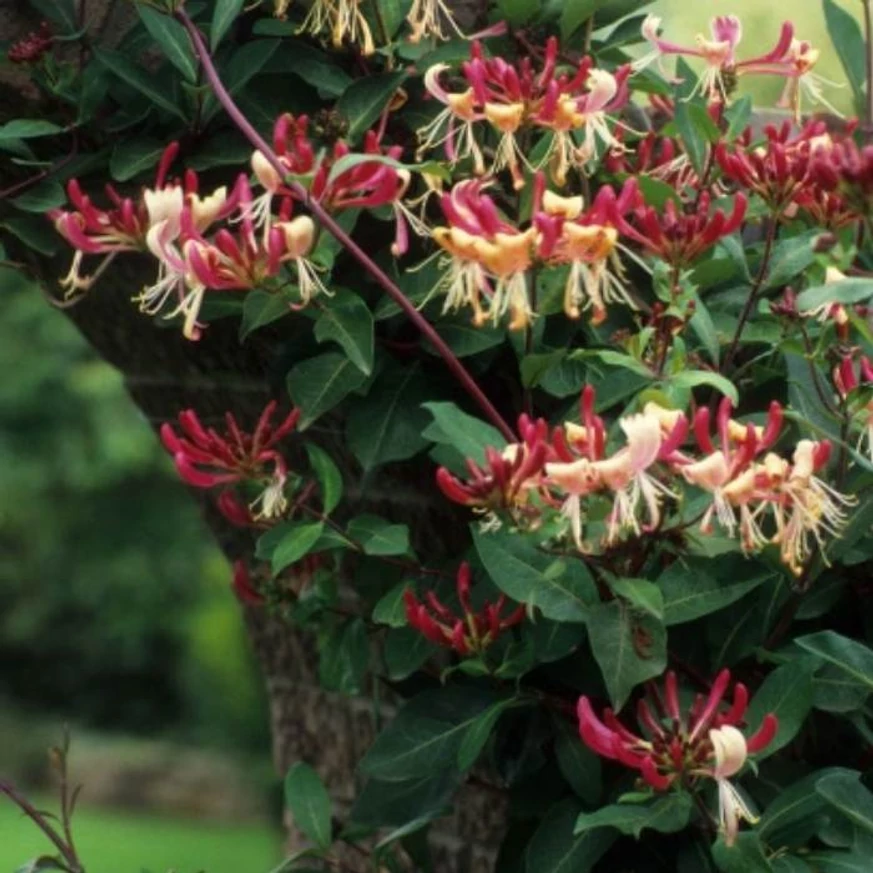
(406, 0, 465, 43)
(834, 355, 873, 462)
(232, 561, 266, 606)
(431, 180, 536, 329)
(404, 563, 525, 656)
(605, 132, 698, 193)
(615, 191, 747, 269)
(635, 15, 834, 117)
(538, 177, 640, 324)
(436, 412, 550, 530)
(578, 670, 778, 846)
(298, 0, 375, 55)
(417, 39, 629, 183)
(160, 402, 300, 522)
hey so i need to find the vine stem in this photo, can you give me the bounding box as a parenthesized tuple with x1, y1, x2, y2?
(175, 9, 516, 443)
(721, 219, 778, 376)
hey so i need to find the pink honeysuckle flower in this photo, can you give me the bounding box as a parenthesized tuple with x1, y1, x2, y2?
(160, 402, 300, 522)
(404, 562, 525, 656)
(406, 0, 466, 43)
(297, 0, 375, 55)
(578, 670, 778, 844)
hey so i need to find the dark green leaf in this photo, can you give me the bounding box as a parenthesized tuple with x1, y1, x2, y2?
(347, 515, 410, 556)
(745, 658, 816, 758)
(109, 138, 166, 182)
(383, 627, 436, 680)
(527, 799, 616, 873)
(586, 601, 666, 709)
(359, 686, 506, 781)
(711, 832, 773, 872)
(796, 631, 873, 693)
(349, 771, 459, 829)
(94, 49, 186, 120)
(574, 793, 693, 838)
(273, 522, 325, 573)
(823, 0, 866, 111)
(669, 370, 738, 405)
(345, 365, 430, 470)
(304, 443, 343, 514)
(724, 95, 753, 142)
(12, 180, 65, 213)
(211, 0, 244, 49)
(560, 0, 600, 39)
(240, 289, 291, 339)
(284, 763, 333, 850)
(473, 527, 596, 623)
(608, 577, 663, 619)
(803, 849, 872, 872)
(264, 41, 353, 98)
(337, 72, 408, 142)
(816, 771, 873, 834)
(314, 291, 374, 375)
(27, 0, 77, 32)
(764, 230, 822, 291)
(658, 558, 772, 625)
(372, 582, 409, 627)
(136, 4, 199, 82)
(499, 0, 541, 27)
(457, 698, 520, 770)
(0, 120, 63, 141)
(421, 401, 506, 466)
(319, 618, 369, 694)
(287, 352, 369, 429)
(554, 717, 601, 806)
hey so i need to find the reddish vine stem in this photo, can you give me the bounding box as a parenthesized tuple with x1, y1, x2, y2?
(175, 9, 516, 443)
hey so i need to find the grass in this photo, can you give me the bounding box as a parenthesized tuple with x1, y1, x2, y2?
(0, 795, 282, 873)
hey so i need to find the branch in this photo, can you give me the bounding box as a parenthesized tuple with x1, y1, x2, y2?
(175, 9, 516, 443)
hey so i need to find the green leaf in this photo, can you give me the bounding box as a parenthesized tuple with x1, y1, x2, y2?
(711, 832, 774, 872)
(574, 793, 693, 838)
(816, 771, 873, 835)
(796, 278, 873, 312)
(273, 522, 325, 573)
(724, 95, 753, 142)
(690, 296, 720, 365)
(0, 120, 63, 141)
(473, 527, 596, 623)
(745, 659, 816, 758)
(211, 0, 244, 49)
(673, 61, 707, 174)
(499, 0, 541, 27)
(221, 40, 282, 98)
(554, 716, 601, 806)
(12, 180, 65, 213)
(347, 515, 410, 556)
(658, 558, 772, 625)
(346, 364, 430, 470)
(421, 401, 507, 466)
(337, 72, 408, 142)
(319, 618, 369, 694)
(94, 48, 186, 120)
(264, 41, 353, 98)
(586, 601, 667, 710)
(456, 698, 520, 771)
(27, 0, 77, 32)
(304, 443, 343, 515)
(823, 0, 866, 111)
(383, 627, 436, 680)
(608, 577, 663, 619)
(764, 230, 822, 291)
(803, 849, 872, 872)
(240, 289, 291, 339)
(796, 631, 873, 693)
(109, 138, 166, 182)
(359, 686, 506, 781)
(669, 370, 738, 405)
(527, 799, 616, 873)
(560, 0, 600, 38)
(287, 352, 369, 429)
(314, 291, 374, 375)
(349, 771, 459, 829)
(372, 582, 409, 627)
(284, 763, 333, 850)
(136, 4, 199, 82)
(579, 349, 652, 378)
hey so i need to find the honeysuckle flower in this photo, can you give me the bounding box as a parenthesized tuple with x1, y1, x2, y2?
(578, 670, 777, 843)
(404, 563, 525, 656)
(298, 0, 375, 55)
(232, 561, 265, 606)
(616, 191, 747, 269)
(605, 132, 697, 192)
(8, 21, 53, 64)
(406, 0, 465, 43)
(275, 214, 331, 305)
(834, 355, 873, 462)
(160, 402, 300, 522)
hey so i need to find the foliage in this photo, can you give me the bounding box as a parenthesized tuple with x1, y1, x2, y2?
(3, 0, 873, 871)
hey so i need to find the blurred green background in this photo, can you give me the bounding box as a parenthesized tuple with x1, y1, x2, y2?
(0, 0, 863, 871)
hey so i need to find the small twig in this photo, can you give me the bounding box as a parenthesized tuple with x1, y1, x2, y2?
(176, 9, 516, 443)
(721, 219, 778, 375)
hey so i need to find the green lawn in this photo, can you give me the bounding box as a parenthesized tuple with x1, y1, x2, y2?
(0, 796, 281, 873)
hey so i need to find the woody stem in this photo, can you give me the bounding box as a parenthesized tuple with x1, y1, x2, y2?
(176, 9, 515, 443)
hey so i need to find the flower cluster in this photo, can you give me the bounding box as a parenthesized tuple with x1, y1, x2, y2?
(637, 15, 836, 118)
(834, 354, 873, 462)
(160, 401, 299, 524)
(404, 562, 525, 656)
(578, 670, 778, 845)
(438, 387, 856, 574)
(8, 21, 53, 64)
(431, 175, 639, 328)
(418, 39, 630, 186)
